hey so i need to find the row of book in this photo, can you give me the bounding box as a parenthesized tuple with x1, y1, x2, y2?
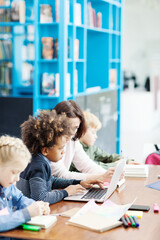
(41, 70, 78, 96)
(0, 0, 10, 6)
(40, 1, 80, 25)
(0, 62, 12, 86)
(41, 37, 80, 60)
(22, 43, 35, 61)
(0, 40, 12, 59)
(0, 0, 32, 24)
(88, 2, 102, 28)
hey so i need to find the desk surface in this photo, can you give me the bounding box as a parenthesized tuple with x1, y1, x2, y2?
(1, 165, 160, 240)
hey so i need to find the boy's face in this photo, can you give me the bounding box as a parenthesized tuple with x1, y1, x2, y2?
(0, 159, 27, 188)
(80, 127, 97, 146)
(42, 136, 68, 162)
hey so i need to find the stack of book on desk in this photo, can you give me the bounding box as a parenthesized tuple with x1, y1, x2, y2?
(125, 165, 149, 178)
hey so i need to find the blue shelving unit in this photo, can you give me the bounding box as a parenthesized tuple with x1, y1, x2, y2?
(0, 0, 123, 153)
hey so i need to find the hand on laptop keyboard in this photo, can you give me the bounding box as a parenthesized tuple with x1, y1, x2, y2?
(64, 184, 86, 196)
(80, 178, 104, 189)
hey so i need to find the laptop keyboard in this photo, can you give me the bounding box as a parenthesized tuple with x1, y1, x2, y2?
(81, 188, 108, 199)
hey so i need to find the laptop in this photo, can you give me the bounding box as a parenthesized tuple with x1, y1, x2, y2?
(64, 159, 126, 203)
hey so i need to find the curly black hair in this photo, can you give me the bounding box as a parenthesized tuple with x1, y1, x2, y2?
(21, 110, 73, 155)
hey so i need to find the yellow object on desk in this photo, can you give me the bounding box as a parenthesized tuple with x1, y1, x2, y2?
(126, 210, 143, 219)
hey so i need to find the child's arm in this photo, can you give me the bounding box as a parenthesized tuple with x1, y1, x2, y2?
(93, 145, 121, 163)
(11, 184, 34, 209)
(0, 201, 50, 232)
(0, 207, 31, 232)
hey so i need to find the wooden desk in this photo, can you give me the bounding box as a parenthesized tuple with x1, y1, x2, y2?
(0, 165, 160, 240)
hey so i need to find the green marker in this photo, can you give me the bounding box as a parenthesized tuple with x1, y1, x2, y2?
(21, 224, 41, 231)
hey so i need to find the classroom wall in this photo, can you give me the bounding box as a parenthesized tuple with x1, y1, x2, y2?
(123, 0, 160, 87)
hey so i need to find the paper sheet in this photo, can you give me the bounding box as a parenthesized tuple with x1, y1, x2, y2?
(71, 198, 136, 222)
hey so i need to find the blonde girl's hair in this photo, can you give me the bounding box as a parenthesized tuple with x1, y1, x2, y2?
(0, 135, 31, 165)
(83, 111, 102, 131)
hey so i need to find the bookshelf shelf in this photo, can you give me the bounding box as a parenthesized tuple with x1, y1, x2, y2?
(0, 6, 11, 9)
(0, 0, 123, 154)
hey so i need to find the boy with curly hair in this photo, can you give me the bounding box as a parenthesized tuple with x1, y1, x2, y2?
(17, 110, 103, 204)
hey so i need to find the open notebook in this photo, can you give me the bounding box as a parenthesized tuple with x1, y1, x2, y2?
(26, 215, 57, 229)
(64, 159, 126, 203)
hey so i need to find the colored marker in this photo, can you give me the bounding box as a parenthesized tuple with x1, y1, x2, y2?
(132, 216, 139, 227)
(21, 224, 41, 231)
(128, 216, 136, 228)
(124, 214, 131, 226)
(153, 203, 159, 213)
(120, 216, 129, 228)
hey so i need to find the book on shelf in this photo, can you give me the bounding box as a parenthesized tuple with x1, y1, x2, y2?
(74, 39, 79, 60)
(41, 72, 55, 95)
(40, 4, 53, 23)
(74, 3, 81, 26)
(55, 0, 59, 22)
(53, 38, 58, 59)
(66, 73, 70, 96)
(22, 62, 33, 86)
(88, 2, 102, 28)
(41, 72, 59, 97)
(125, 164, 149, 178)
(0, 62, 12, 86)
(0, 0, 10, 6)
(26, 215, 57, 229)
(22, 43, 34, 61)
(0, 39, 12, 59)
(55, 73, 59, 96)
(19, 0, 25, 23)
(74, 69, 78, 95)
(41, 37, 54, 60)
(97, 12, 102, 28)
(41, 37, 58, 60)
(11, 0, 25, 23)
(109, 68, 117, 88)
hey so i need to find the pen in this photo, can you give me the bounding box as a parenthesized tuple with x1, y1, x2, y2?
(128, 216, 136, 228)
(21, 224, 41, 231)
(124, 214, 131, 227)
(120, 216, 129, 228)
(132, 216, 139, 227)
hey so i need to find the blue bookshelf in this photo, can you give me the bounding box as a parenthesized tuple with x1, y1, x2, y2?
(0, 0, 123, 153)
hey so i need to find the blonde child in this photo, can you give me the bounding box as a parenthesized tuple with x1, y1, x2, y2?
(17, 110, 103, 204)
(70, 111, 137, 172)
(0, 135, 50, 232)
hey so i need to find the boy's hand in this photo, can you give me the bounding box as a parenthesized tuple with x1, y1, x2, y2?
(80, 179, 104, 189)
(64, 184, 86, 196)
(27, 201, 50, 218)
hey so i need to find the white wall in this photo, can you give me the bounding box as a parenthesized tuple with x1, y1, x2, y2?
(123, 0, 160, 87)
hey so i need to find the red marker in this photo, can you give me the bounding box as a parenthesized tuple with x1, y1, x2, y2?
(153, 203, 159, 213)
